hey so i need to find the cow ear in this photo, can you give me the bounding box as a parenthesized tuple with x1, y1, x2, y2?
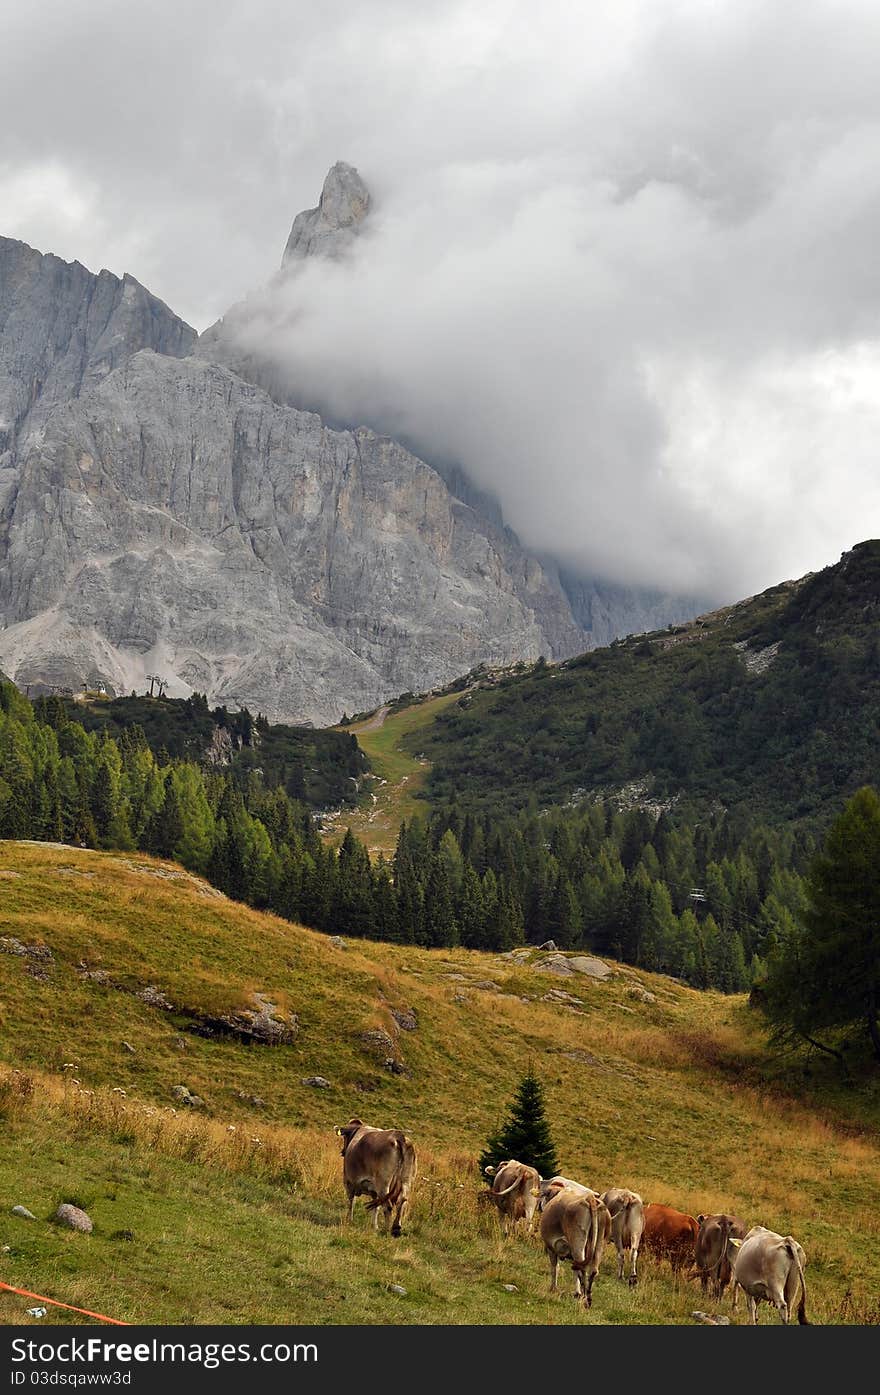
(697, 1214, 705, 1224)
(333, 1125, 343, 1136)
(728, 1237, 743, 1249)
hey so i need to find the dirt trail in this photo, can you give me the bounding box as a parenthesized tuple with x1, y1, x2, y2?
(352, 704, 390, 734)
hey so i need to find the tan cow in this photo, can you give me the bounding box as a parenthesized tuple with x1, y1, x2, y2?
(730, 1225, 809, 1325)
(539, 1188, 612, 1308)
(335, 1117, 417, 1236)
(691, 1213, 748, 1298)
(536, 1174, 594, 1212)
(484, 1159, 542, 1236)
(600, 1187, 645, 1285)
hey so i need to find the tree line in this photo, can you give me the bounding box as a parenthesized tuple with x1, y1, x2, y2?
(1, 679, 813, 994)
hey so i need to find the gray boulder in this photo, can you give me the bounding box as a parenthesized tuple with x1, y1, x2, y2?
(567, 956, 614, 981)
(11, 1205, 36, 1220)
(302, 1076, 331, 1089)
(54, 1203, 93, 1233)
(390, 1008, 418, 1032)
(538, 954, 575, 978)
(627, 985, 656, 1004)
(171, 1084, 205, 1109)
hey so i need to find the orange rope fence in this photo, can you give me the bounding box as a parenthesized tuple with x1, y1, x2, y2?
(0, 1280, 129, 1325)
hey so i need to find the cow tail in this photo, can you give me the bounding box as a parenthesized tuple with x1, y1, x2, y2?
(712, 1216, 731, 1285)
(386, 1131, 406, 1207)
(590, 1197, 600, 1267)
(786, 1239, 809, 1325)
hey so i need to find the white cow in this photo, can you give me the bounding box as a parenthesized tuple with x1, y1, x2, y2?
(600, 1187, 645, 1284)
(730, 1225, 809, 1325)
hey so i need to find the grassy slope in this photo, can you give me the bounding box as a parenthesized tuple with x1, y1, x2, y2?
(409, 541, 880, 823)
(1, 841, 879, 1326)
(325, 694, 461, 855)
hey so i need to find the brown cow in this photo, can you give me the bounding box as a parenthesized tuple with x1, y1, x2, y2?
(539, 1188, 612, 1309)
(600, 1188, 645, 1285)
(730, 1226, 809, 1325)
(690, 1213, 748, 1298)
(484, 1159, 542, 1236)
(641, 1202, 699, 1271)
(335, 1117, 417, 1236)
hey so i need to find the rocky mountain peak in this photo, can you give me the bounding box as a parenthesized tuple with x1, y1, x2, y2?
(282, 161, 371, 265)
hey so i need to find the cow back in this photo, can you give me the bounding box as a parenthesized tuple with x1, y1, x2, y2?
(642, 1203, 699, 1263)
(342, 1124, 416, 1202)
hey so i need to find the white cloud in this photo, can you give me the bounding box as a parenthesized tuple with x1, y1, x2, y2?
(3, 0, 880, 600)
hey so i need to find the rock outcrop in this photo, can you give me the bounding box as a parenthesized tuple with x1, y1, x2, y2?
(0, 235, 195, 458)
(282, 161, 370, 264)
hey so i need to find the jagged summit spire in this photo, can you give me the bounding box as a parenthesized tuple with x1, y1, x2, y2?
(282, 161, 371, 266)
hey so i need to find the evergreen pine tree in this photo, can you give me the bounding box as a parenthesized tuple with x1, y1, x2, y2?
(479, 1065, 559, 1175)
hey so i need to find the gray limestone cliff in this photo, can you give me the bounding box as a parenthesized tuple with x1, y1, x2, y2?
(0, 166, 696, 723)
(282, 161, 370, 264)
(0, 236, 196, 459)
(0, 347, 584, 723)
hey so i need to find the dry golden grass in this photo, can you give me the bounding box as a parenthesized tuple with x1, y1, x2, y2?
(1, 840, 880, 1324)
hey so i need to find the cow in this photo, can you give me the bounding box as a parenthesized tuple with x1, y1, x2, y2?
(335, 1117, 417, 1236)
(730, 1225, 809, 1325)
(600, 1187, 645, 1285)
(641, 1202, 700, 1271)
(536, 1174, 594, 1212)
(539, 1187, 612, 1309)
(483, 1159, 542, 1236)
(690, 1213, 748, 1298)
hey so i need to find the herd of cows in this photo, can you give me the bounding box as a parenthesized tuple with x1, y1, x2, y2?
(335, 1118, 810, 1324)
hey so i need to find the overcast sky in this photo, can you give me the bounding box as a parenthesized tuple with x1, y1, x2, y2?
(3, 0, 880, 600)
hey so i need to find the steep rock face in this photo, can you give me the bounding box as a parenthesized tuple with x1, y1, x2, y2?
(0, 352, 584, 723)
(282, 161, 370, 264)
(0, 236, 196, 458)
(559, 569, 703, 647)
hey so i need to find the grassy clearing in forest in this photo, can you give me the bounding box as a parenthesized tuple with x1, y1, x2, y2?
(326, 694, 462, 855)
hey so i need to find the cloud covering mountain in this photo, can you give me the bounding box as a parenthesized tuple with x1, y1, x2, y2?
(3, 0, 880, 598)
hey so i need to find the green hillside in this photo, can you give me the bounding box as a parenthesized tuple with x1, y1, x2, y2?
(45, 690, 366, 810)
(1, 842, 878, 1325)
(412, 542, 880, 827)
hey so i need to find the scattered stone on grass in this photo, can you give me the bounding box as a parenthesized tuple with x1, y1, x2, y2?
(302, 1076, 332, 1089)
(627, 986, 656, 1004)
(11, 1205, 36, 1221)
(391, 1007, 418, 1032)
(171, 1084, 205, 1109)
(539, 954, 575, 978)
(55, 1203, 93, 1233)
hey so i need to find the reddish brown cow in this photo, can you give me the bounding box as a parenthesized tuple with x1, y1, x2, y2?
(641, 1203, 700, 1271)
